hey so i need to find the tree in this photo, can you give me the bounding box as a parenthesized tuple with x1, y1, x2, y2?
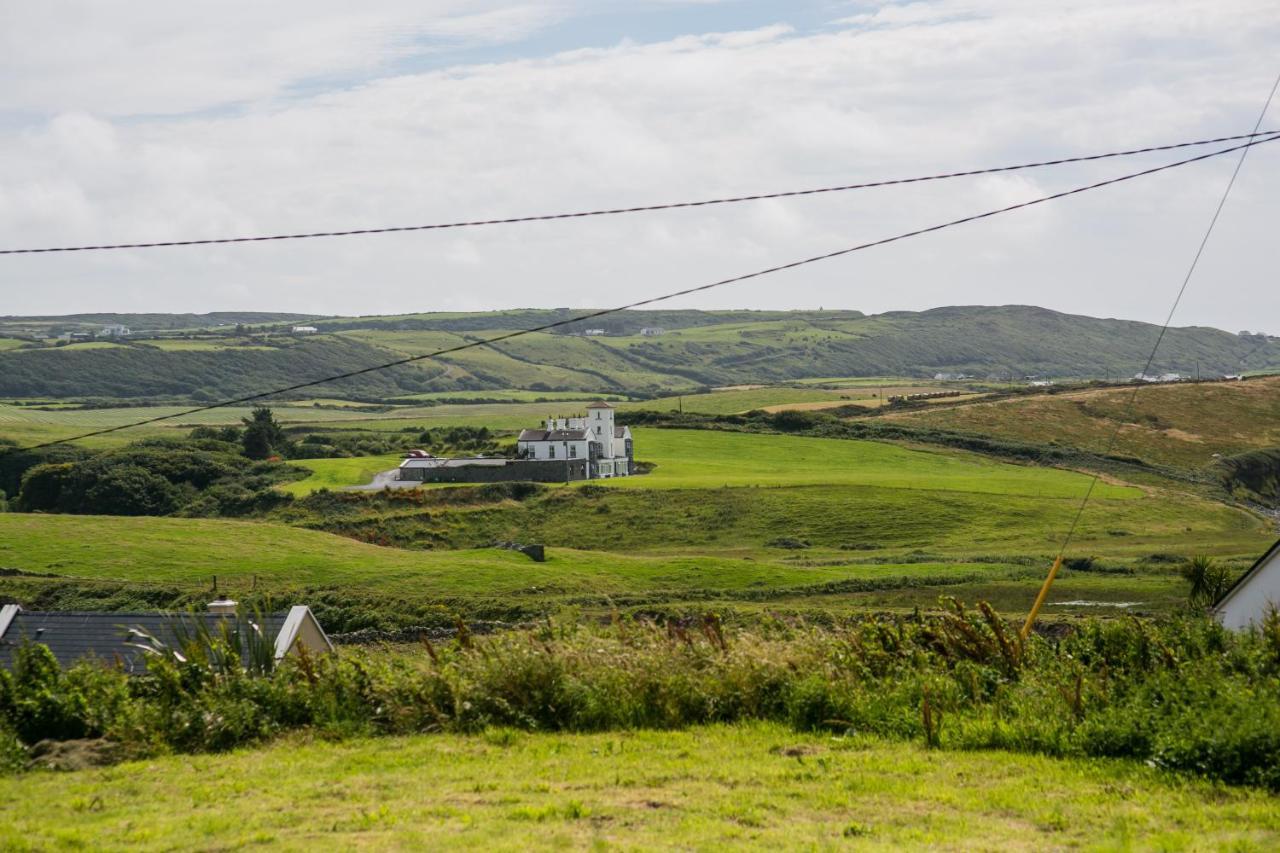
(80, 465, 179, 516)
(241, 407, 289, 460)
(15, 463, 74, 512)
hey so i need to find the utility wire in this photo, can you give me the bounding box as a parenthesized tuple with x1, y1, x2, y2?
(2, 130, 1278, 256)
(10, 131, 1280, 455)
(1021, 71, 1280, 637)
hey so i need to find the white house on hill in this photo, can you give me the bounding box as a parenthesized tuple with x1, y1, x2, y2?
(1214, 540, 1280, 630)
(517, 401, 633, 478)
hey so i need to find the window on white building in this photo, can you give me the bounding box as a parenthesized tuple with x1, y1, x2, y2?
(569, 445, 577, 458)
(549, 445, 556, 459)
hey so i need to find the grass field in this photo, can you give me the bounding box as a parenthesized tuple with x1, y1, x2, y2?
(0, 508, 1257, 619)
(279, 454, 405, 497)
(626, 385, 966, 415)
(4, 722, 1277, 850)
(138, 339, 277, 351)
(608, 430, 1139, 497)
(888, 376, 1280, 469)
(280, 430, 1141, 499)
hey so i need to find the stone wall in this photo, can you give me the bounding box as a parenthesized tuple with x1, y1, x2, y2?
(398, 459, 588, 483)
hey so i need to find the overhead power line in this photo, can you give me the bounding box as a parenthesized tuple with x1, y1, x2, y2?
(1021, 69, 1280, 639)
(2, 130, 1278, 256)
(12, 130, 1280, 455)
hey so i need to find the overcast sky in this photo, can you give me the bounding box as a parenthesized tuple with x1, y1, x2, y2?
(1, 0, 1278, 332)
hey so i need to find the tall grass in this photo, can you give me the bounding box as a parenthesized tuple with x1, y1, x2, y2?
(2, 606, 1279, 789)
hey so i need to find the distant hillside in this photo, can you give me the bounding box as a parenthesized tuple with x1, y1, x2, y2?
(0, 312, 324, 335)
(0, 305, 1275, 400)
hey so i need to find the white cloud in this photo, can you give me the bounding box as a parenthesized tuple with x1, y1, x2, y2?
(0, 0, 1278, 333)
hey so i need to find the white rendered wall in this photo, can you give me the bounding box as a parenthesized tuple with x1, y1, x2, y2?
(1216, 550, 1280, 630)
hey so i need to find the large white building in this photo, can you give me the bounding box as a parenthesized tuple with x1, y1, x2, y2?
(517, 401, 634, 478)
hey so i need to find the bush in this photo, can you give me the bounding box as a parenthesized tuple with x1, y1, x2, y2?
(2, 612, 1279, 790)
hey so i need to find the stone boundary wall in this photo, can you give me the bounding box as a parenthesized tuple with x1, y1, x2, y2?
(398, 459, 588, 483)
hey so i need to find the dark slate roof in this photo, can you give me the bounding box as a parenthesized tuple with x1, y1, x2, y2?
(0, 611, 288, 674)
(518, 429, 587, 441)
(614, 426, 628, 438)
(586, 401, 614, 409)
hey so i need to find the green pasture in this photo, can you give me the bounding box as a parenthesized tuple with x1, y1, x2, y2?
(624, 387, 854, 415)
(138, 339, 275, 352)
(390, 390, 628, 403)
(55, 338, 128, 348)
(5, 723, 1277, 850)
(0, 511, 1243, 618)
(0, 402, 384, 448)
(0, 338, 30, 352)
(611, 429, 1139, 498)
(279, 454, 405, 497)
(273, 428, 1145, 499)
(349, 480, 1265, 560)
(0, 514, 1023, 603)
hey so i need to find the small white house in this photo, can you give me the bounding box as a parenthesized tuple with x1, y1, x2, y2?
(1214, 540, 1280, 630)
(292, 325, 319, 335)
(584, 329, 606, 336)
(639, 327, 665, 337)
(98, 324, 130, 338)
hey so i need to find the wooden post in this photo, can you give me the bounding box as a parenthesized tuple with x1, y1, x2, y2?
(1020, 555, 1064, 640)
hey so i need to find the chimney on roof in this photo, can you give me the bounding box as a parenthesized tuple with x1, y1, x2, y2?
(208, 597, 238, 614)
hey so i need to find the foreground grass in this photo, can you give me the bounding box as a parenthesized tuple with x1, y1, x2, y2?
(3, 723, 1277, 850)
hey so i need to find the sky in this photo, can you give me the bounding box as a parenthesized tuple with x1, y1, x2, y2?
(1, 0, 1278, 333)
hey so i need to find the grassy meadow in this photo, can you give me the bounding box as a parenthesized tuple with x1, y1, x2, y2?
(280, 427, 1143, 498)
(5, 722, 1278, 850)
(888, 375, 1280, 469)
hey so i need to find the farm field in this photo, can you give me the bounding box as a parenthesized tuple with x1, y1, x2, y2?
(0, 399, 608, 448)
(4, 723, 1277, 850)
(626, 384, 974, 415)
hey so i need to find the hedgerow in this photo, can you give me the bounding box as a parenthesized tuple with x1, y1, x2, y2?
(2, 607, 1279, 789)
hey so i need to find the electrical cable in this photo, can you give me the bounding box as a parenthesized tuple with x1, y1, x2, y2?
(1020, 71, 1280, 638)
(9, 130, 1280, 455)
(2, 130, 1278, 255)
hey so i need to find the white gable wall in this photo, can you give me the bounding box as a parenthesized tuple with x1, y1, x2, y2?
(1215, 546, 1280, 630)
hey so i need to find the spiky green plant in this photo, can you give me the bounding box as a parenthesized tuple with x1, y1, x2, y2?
(1180, 555, 1233, 607)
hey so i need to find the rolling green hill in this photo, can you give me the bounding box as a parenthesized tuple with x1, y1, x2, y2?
(1, 306, 1274, 401)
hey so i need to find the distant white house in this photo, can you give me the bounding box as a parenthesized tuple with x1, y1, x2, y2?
(1028, 380, 1054, 388)
(1134, 372, 1182, 383)
(292, 325, 319, 335)
(639, 327, 665, 337)
(933, 372, 968, 381)
(98, 324, 130, 338)
(517, 401, 634, 478)
(1214, 540, 1280, 630)
(584, 329, 606, 336)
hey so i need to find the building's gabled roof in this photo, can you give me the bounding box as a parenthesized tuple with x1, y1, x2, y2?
(518, 429, 587, 441)
(614, 426, 629, 438)
(0, 606, 331, 673)
(1214, 538, 1280, 610)
(586, 401, 614, 409)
